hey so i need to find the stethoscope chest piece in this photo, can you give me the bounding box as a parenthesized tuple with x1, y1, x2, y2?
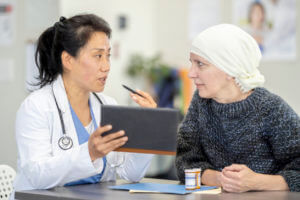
(58, 135, 73, 150)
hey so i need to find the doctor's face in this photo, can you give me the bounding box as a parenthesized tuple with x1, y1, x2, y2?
(68, 31, 111, 92)
(188, 53, 230, 100)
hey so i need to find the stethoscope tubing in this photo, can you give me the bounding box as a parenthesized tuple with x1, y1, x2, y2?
(52, 85, 103, 150)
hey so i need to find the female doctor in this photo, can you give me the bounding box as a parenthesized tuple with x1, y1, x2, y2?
(14, 14, 156, 191)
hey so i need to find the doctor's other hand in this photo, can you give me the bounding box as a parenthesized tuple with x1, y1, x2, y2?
(220, 164, 258, 193)
(88, 125, 128, 161)
(130, 89, 157, 108)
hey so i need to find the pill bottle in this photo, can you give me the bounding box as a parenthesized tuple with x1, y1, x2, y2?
(185, 169, 196, 190)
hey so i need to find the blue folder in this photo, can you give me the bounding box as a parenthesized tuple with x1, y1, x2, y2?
(109, 183, 217, 195)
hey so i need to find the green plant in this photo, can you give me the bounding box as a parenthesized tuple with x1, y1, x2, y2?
(126, 54, 171, 83)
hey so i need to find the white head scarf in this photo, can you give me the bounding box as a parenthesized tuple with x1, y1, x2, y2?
(191, 24, 265, 92)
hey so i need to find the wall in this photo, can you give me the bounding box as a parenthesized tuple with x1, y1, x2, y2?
(0, 0, 25, 168)
(0, 0, 59, 168)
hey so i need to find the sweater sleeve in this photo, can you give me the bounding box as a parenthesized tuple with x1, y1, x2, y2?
(264, 96, 300, 192)
(175, 92, 214, 183)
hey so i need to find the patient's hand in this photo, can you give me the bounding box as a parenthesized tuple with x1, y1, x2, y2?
(220, 164, 258, 193)
(130, 89, 157, 108)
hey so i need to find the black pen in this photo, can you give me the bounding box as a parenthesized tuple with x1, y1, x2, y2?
(122, 84, 144, 98)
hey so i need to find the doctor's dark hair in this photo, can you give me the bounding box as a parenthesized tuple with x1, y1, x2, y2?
(35, 14, 111, 88)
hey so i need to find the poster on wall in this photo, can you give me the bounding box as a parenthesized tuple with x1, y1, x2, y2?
(233, 0, 296, 61)
(0, 0, 15, 46)
(188, 0, 222, 41)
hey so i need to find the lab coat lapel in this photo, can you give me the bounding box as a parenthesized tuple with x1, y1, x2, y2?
(90, 93, 101, 128)
(52, 75, 79, 147)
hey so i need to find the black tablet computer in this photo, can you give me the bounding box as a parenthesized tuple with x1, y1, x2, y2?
(100, 105, 180, 155)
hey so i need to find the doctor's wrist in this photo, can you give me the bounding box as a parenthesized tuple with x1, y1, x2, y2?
(88, 142, 97, 161)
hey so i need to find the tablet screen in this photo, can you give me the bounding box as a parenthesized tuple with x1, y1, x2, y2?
(100, 105, 180, 155)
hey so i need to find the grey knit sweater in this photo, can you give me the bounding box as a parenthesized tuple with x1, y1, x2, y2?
(175, 88, 300, 192)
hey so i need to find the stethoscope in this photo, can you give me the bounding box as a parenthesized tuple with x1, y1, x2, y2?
(52, 86, 103, 150)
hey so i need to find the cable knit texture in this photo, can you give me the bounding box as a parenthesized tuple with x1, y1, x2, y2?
(175, 88, 300, 192)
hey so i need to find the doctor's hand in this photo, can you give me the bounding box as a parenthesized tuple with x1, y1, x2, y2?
(220, 164, 258, 193)
(88, 125, 128, 161)
(130, 89, 157, 108)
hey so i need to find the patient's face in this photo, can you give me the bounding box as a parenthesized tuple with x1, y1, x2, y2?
(188, 53, 230, 100)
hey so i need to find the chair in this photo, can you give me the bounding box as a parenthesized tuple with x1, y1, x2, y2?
(0, 165, 16, 200)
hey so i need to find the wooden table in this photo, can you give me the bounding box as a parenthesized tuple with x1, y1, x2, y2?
(15, 178, 300, 200)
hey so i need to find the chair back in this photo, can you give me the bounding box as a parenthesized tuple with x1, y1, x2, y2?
(0, 165, 16, 200)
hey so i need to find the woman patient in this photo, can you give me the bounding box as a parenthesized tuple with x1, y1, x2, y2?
(175, 24, 300, 192)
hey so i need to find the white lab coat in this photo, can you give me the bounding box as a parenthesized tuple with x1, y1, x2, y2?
(13, 75, 153, 191)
